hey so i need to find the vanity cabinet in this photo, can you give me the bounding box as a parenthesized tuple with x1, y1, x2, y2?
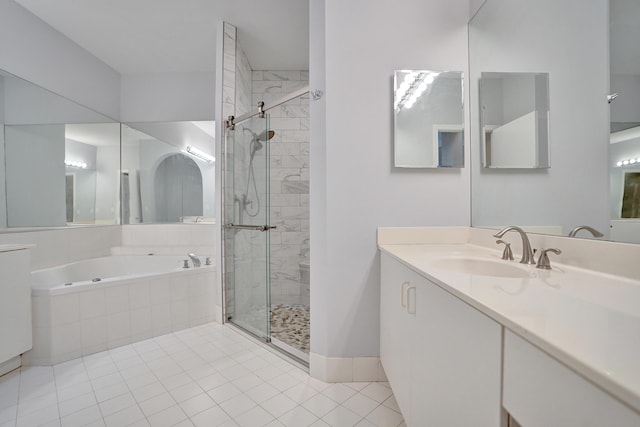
(0, 247, 32, 372)
(380, 253, 503, 427)
(503, 331, 640, 427)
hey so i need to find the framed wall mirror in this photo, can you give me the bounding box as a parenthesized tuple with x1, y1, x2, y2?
(480, 72, 550, 169)
(393, 70, 464, 168)
(0, 69, 120, 229)
(469, 0, 610, 239)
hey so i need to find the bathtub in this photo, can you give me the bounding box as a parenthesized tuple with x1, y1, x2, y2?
(26, 255, 216, 365)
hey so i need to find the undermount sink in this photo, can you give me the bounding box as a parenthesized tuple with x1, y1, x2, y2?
(432, 256, 532, 278)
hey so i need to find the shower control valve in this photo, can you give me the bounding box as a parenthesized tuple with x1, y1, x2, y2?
(183, 260, 190, 269)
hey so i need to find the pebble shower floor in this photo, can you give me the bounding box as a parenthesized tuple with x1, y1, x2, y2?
(0, 322, 405, 427)
(270, 304, 310, 353)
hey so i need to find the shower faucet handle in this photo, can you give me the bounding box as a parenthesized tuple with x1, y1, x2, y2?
(183, 260, 189, 269)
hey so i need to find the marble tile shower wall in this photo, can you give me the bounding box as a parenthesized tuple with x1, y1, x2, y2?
(252, 70, 310, 307)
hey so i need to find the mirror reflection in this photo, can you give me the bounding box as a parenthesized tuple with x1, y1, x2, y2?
(1, 69, 120, 229)
(469, 0, 610, 239)
(610, 0, 640, 243)
(394, 70, 464, 168)
(122, 122, 215, 224)
(480, 72, 550, 169)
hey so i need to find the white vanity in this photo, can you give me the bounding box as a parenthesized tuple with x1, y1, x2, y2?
(379, 227, 640, 427)
(0, 244, 32, 375)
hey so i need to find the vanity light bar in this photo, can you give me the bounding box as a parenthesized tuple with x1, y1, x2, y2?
(616, 157, 640, 167)
(65, 160, 87, 169)
(186, 146, 215, 163)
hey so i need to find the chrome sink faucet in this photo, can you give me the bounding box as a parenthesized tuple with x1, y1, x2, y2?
(493, 226, 536, 265)
(188, 253, 201, 267)
(568, 225, 604, 238)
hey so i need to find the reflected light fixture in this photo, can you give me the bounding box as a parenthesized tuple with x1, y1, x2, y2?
(186, 146, 215, 163)
(616, 157, 640, 167)
(65, 159, 87, 169)
(395, 71, 440, 111)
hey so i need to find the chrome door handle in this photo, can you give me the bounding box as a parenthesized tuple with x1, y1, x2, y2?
(224, 223, 277, 232)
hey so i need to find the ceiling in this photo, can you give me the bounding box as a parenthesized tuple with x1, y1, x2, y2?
(14, 0, 309, 74)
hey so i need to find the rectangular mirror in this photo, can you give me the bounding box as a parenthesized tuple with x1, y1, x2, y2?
(394, 70, 464, 168)
(122, 121, 215, 224)
(480, 72, 550, 169)
(1, 69, 120, 229)
(469, 0, 609, 238)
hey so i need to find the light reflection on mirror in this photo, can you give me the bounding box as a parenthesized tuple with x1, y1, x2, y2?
(393, 70, 464, 168)
(121, 122, 215, 224)
(480, 72, 550, 169)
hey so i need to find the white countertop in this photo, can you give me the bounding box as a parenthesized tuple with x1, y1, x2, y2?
(379, 233, 640, 413)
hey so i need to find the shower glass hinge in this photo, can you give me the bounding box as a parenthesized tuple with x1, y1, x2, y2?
(311, 89, 323, 100)
(225, 115, 235, 130)
(258, 101, 265, 118)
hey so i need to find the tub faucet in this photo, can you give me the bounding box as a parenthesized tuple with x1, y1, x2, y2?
(188, 253, 201, 267)
(568, 225, 604, 238)
(492, 226, 536, 265)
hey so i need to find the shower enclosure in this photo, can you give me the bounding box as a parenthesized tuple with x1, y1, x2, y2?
(223, 114, 273, 339)
(223, 87, 310, 363)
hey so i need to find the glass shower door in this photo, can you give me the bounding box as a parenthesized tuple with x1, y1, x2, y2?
(224, 115, 272, 340)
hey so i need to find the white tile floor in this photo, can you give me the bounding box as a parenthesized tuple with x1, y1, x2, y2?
(0, 323, 405, 427)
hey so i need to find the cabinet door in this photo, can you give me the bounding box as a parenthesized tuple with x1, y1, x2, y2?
(503, 330, 640, 426)
(411, 276, 503, 427)
(380, 254, 415, 424)
(0, 249, 32, 364)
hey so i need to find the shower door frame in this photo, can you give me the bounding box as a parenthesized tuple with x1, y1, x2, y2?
(221, 86, 310, 345)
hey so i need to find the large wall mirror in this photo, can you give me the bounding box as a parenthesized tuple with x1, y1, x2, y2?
(609, 0, 640, 243)
(0, 69, 120, 229)
(0, 69, 216, 230)
(394, 70, 464, 168)
(469, 0, 611, 239)
(122, 122, 215, 224)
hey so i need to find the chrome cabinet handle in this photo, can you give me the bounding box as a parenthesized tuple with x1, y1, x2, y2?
(400, 281, 410, 307)
(407, 285, 416, 315)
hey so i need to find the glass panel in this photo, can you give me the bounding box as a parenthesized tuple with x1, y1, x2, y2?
(224, 115, 271, 340)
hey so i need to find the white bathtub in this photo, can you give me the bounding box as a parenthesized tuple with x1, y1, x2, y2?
(26, 255, 216, 365)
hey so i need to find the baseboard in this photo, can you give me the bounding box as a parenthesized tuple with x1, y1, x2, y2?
(0, 356, 21, 377)
(309, 353, 388, 383)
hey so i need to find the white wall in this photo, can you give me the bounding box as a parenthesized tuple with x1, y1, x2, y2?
(310, 0, 470, 359)
(120, 72, 215, 122)
(470, 0, 610, 236)
(0, 0, 120, 120)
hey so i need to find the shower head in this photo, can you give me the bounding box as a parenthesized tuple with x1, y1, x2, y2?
(255, 130, 276, 142)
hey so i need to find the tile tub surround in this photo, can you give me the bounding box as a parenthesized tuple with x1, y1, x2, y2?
(0, 323, 405, 427)
(25, 266, 216, 366)
(377, 226, 640, 413)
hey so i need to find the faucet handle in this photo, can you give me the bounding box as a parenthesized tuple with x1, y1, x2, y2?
(496, 240, 514, 261)
(536, 248, 561, 270)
